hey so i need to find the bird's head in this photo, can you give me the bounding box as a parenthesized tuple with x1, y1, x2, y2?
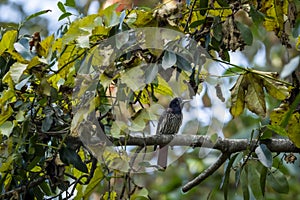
(169, 97, 190, 114)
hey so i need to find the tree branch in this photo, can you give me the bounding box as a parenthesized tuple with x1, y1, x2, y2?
(109, 135, 300, 153)
(181, 152, 230, 193)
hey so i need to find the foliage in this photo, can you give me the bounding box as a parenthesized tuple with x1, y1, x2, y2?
(0, 0, 299, 199)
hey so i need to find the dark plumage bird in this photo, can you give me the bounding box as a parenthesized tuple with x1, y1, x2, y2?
(156, 97, 189, 169)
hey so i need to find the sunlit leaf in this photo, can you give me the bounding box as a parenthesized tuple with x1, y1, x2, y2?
(230, 75, 247, 117)
(9, 62, 27, 83)
(0, 120, 14, 137)
(0, 30, 17, 55)
(0, 106, 13, 126)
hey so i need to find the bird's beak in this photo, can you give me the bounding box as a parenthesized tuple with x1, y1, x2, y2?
(181, 99, 191, 105)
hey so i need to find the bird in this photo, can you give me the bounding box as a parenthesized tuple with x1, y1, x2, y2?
(155, 97, 189, 169)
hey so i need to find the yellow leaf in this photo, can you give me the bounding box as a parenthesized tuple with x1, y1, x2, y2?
(287, 112, 300, 148)
(0, 30, 17, 55)
(230, 75, 247, 117)
(245, 74, 266, 117)
(261, 76, 289, 100)
(39, 34, 54, 57)
(0, 106, 13, 126)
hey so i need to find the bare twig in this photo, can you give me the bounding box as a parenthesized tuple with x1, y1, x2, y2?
(182, 152, 230, 193)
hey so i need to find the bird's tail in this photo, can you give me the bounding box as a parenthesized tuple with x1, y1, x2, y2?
(157, 145, 168, 170)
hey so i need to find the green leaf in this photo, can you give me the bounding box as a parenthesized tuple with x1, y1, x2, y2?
(266, 124, 287, 136)
(39, 181, 52, 196)
(65, 0, 75, 7)
(58, 12, 72, 21)
(41, 116, 53, 132)
(59, 146, 88, 173)
(248, 164, 264, 199)
(259, 166, 267, 196)
(267, 169, 289, 193)
(236, 21, 253, 45)
(176, 54, 192, 72)
(22, 10, 52, 26)
(199, 0, 209, 15)
(144, 63, 158, 84)
(241, 166, 249, 200)
(57, 1, 66, 13)
(162, 51, 177, 70)
(220, 153, 239, 200)
(255, 144, 273, 168)
(189, 20, 205, 28)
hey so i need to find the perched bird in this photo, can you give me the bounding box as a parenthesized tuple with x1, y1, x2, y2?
(156, 97, 189, 169)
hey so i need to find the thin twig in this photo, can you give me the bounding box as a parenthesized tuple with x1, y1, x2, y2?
(182, 152, 230, 192)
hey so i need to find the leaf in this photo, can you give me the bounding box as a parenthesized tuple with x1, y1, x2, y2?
(0, 121, 14, 137)
(9, 62, 27, 83)
(287, 112, 300, 148)
(248, 164, 264, 199)
(220, 153, 239, 200)
(245, 73, 266, 117)
(58, 12, 72, 21)
(176, 54, 192, 72)
(230, 75, 247, 117)
(41, 115, 53, 132)
(162, 51, 177, 70)
(199, 0, 209, 15)
(65, 0, 75, 7)
(236, 21, 253, 45)
(266, 124, 287, 136)
(267, 169, 289, 193)
(0, 106, 13, 126)
(74, 165, 104, 200)
(259, 166, 267, 196)
(121, 67, 145, 91)
(57, 1, 66, 13)
(259, 76, 289, 100)
(255, 144, 273, 168)
(59, 146, 88, 173)
(144, 63, 158, 84)
(241, 166, 249, 200)
(22, 10, 52, 25)
(0, 30, 17, 55)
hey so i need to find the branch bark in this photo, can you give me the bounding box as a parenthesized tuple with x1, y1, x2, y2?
(110, 135, 300, 153)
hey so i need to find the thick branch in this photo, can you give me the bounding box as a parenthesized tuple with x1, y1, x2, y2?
(110, 135, 300, 153)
